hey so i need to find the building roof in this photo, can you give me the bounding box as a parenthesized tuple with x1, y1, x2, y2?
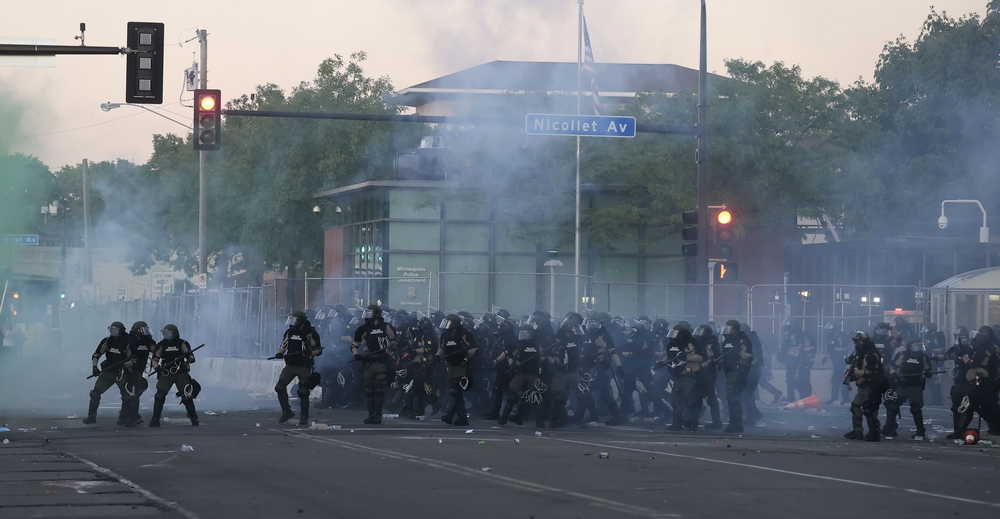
(932, 267, 1000, 290)
(393, 60, 709, 107)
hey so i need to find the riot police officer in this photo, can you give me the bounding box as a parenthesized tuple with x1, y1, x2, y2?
(351, 304, 396, 424)
(274, 311, 323, 425)
(545, 314, 584, 428)
(692, 323, 723, 430)
(844, 331, 885, 441)
(719, 320, 754, 434)
(122, 321, 155, 426)
(574, 317, 625, 426)
(436, 314, 478, 426)
(882, 338, 931, 439)
(499, 325, 543, 426)
(82, 322, 134, 425)
(149, 324, 200, 427)
(936, 329, 1000, 439)
(401, 317, 440, 418)
(921, 323, 947, 406)
(484, 318, 518, 420)
(657, 323, 701, 431)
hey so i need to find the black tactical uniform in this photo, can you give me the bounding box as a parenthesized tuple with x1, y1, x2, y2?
(122, 321, 155, 426)
(484, 319, 518, 420)
(574, 318, 625, 426)
(882, 338, 931, 439)
(693, 323, 723, 430)
(658, 324, 702, 431)
(938, 330, 1000, 439)
(401, 318, 441, 418)
(436, 314, 477, 426)
(149, 324, 199, 427)
(921, 324, 947, 406)
(720, 320, 754, 433)
(544, 315, 584, 428)
(844, 332, 885, 441)
(619, 320, 656, 420)
(352, 304, 396, 424)
(274, 311, 323, 425)
(82, 322, 134, 425)
(499, 326, 543, 426)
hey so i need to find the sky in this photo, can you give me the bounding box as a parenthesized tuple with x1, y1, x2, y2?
(0, 0, 990, 170)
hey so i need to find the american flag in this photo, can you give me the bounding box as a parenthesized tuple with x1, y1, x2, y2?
(582, 17, 601, 116)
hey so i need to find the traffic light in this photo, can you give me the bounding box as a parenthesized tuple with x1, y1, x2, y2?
(10, 292, 17, 316)
(125, 22, 165, 104)
(714, 262, 739, 282)
(193, 89, 222, 151)
(714, 209, 734, 260)
(681, 209, 698, 257)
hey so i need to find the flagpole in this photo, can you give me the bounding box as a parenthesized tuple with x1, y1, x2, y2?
(574, 0, 583, 314)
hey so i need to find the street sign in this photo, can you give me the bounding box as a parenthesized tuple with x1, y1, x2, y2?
(151, 270, 174, 295)
(117, 288, 128, 302)
(197, 273, 207, 289)
(0, 234, 39, 245)
(525, 114, 636, 138)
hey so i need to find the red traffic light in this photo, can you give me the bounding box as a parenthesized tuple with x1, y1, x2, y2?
(193, 89, 221, 151)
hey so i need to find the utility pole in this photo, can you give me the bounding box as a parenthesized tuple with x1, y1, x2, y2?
(696, 0, 709, 322)
(82, 159, 92, 283)
(198, 29, 208, 281)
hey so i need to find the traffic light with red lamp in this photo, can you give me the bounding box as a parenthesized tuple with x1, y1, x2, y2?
(10, 291, 18, 316)
(711, 208, 739, 282)
(193, 89, 222, 150)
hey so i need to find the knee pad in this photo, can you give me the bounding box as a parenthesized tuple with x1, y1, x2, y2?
(297, 388, 310, 399)
(154, 394, 167, 404)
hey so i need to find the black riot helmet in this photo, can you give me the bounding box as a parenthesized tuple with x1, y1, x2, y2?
(496, 308, 511, 320)
(874, 322, 891, 338)
(921, 323, 938, 335)
(906, 338, 925, 352)
(131, 321, 152, 337)
(363, 304, 382, 322)
(108, 321, 126, 338)
(161, 324, 179, 341)
(666, 323, 690, 340)
(722, 320, 741, 336)
(440, 314, 462, 331)
(285, 310, 307, 328)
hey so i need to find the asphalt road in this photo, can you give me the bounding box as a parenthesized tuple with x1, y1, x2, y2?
(2, 387, 999, 519)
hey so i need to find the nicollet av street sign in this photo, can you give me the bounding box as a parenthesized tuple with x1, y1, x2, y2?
(525, 113, 636, 138)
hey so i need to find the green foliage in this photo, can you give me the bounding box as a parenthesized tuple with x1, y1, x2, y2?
(0, 154, 57, 235)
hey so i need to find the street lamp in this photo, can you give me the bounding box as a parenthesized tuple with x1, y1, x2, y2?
(939, 199, 988, 243)
(100, 102, 193, 130)
(543, 250, 563, 317)
(860, 294, 881, 328)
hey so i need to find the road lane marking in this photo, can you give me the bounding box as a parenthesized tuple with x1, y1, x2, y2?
(550, 438, 1000, 508)
(67, 453, 199, 519)
(285, 430, 678, 518)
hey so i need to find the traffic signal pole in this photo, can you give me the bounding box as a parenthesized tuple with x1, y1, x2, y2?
(696, 0, 710, 322)
(198, 29, 208, 282)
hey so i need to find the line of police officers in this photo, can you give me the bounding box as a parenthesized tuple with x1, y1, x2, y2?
(297, 305, 767, 433)
(82, 321, 200, 427)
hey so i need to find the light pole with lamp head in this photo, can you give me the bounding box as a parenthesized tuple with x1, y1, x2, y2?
(860, 294, 881, 329)
(100, 102, 193, 130)
(543, 250, 563, 317)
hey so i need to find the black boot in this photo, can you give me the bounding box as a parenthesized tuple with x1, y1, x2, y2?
(150, 395, 165, 427)
(277, 389, 294, 423)
(83, 392, 100, 424)
(298, 393, 310, 426)
(452, 394, 469, 426)
(183, 400, 199, 426)
(864, 416, 881, 442)
(499, 396, 517, 425)
(364, 394, 382, 424)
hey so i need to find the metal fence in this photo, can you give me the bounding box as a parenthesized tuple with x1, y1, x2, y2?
(583, 282, 750, 325)
(435, 272, 595, 317)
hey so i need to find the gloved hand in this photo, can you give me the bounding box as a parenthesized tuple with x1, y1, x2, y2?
(653, 360, 665, 370)
(186, 354, 196, 363)
(616, 367, 625, 379)
(92, 366, 101, 378)
(354, 353, 363, 361)
(274, 352, 284, 359)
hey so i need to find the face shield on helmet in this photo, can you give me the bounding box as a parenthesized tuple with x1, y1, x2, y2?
(108, 324, 123, 337)
(692, 327, 707, 338)
(135, 326, 151, 337)
(875, 327, 890, 338)
(666, 329, 680, 339)
(908, 341, 925, 353)
(161, 328, 176, 341)
(518, 329, 533, 341)
(586, 319, 601, 331)
(285, 315, 299, 327)
(722, 324, 735, 335)
(362, 308, 375, 320)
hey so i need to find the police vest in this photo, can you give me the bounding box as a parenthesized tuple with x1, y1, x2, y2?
(721, 336, 740, 372)
(363, 322, 391, 359)
(158, 340, 191, 373)
(130, 335, 155, 370)
(284, 328, 313, 367)
(898, 352, 924, 386)
(516, 341, 540, 374)
(99, 337, 130, 370)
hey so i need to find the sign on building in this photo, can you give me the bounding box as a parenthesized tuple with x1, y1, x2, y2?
(151, 270, 174, 295)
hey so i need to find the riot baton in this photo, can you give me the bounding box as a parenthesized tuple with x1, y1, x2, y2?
(87, 355, 136, 379)
(146, 344, 205, 377)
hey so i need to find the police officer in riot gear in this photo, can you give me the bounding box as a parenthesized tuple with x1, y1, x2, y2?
(484, 318, 518, 420)
(881, 338, 931, 439)
(719, 320, 753, 433)
(921, 323, 947, 406)
(499, 325, 543, 426)
(401, 317, 440, 418)
(657, 323, 702, 431)
(693, 323, 723, 430)
(436, 314, 478, 426)
(844, 331, 885, 441)
(574, 317, 625, 426)
(274, 311, 323, 425)
(935, 329, 1000, 439)
(544, 314, 584, 428)
(82, 322, 134, 425)
(149, 324, 200, 427)
(872, 322, 892, 368)
(122, 321, 155, 426)
(351, 304, 396, 424)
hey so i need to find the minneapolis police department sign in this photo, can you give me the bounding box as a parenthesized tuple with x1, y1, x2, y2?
(525, 113, 636, 138)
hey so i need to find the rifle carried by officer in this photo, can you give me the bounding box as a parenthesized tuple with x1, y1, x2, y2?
(147, 344, 205, 377)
